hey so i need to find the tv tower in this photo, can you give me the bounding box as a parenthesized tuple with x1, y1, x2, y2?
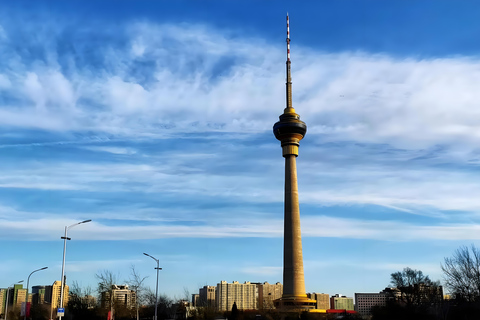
(273, 14, 316, 310)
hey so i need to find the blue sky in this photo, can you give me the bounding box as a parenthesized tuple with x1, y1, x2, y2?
(2, 0, 480, 301)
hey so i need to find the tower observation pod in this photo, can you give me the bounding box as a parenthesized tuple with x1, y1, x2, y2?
(273, 14, 316, 311)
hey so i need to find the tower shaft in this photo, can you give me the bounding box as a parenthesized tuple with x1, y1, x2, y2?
(283, 154, 306, 298)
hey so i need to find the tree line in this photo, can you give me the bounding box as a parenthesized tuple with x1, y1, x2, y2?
(65, 266, 185, 320)
(16, 245, 480, 320)
(372, 245, 480, 320)
(65, 245, 480, 320)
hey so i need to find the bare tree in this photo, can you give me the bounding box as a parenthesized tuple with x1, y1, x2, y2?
(183, 287, 191, 302)
(96, 270, 119, 319)
(143, 288, 174, 319)
(158, 294, 175, 319)
(143, 287, 157, 307)
(70, 280, 94, 298)
(390, 267, 441, 306)
(126, 265, 148, 320)
(68, 281, 97, 319)
(442, 245, 480, 302)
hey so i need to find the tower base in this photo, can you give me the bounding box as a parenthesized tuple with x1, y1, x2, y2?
(274, 296, 316, 311)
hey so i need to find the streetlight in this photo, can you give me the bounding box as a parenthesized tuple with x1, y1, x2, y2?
(25, 267, 48, 320)
(5, 280, 24, 320)
(59, 219, 91, 320)
(143, 253, 162, 320)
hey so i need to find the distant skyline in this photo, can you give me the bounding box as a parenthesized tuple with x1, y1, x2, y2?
(2, 0, 480, 300)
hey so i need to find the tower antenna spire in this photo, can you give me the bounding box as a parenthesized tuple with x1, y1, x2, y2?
(286, 13, 290, 62)
(285, 13, 294, 113)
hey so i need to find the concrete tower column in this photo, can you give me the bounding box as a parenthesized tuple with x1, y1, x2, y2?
(283, 153, 306, 298)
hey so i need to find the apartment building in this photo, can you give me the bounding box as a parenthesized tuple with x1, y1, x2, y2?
(14, 288, 27, 308)
(307, 293, 330, 310)
(191, 294, 199, 307)
(101, 285, 136, 309)
(0, 288, 5, 315)
(2, 285, 27, 309)
(31, 286, 46, 305)
(216, 281, 257, 311)
(355, 292, 390, 317)
(198, 286, 216, 308)
(45, 281, 69, 314)
(258, 282, 283, 310)
(330, 294, 354, 311)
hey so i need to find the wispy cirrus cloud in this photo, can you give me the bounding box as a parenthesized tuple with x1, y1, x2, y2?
(81, 146, 137, 155)
(1, 13, 480, 244)
(0, 17, 480, 153)
(3, 140, 480, 216)
(2, 211, 480, 242)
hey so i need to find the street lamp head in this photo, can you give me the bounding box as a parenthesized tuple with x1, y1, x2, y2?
(25, 268, 47, 320)
(143, 252, 159, 261)
(18, 280, 24, 283)
(67, 219, 92, 230)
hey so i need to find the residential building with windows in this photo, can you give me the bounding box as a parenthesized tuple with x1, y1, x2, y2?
(258, 282, 282, 310)
(198, 286, 216, 308)
(216, 281, 257, 311)
(14, 287, 27, 308)
(355, 292, 390, 317)
(0, 289, 5, 315)
(31, 286, 46, 305)
(101, 285, 136, 309)
(45, 281, 69, 315)
(191, 294, 199, 307)
(330, 294, 354, 311)
(307, 293, 330, 310)
(2, 284, 27, 309)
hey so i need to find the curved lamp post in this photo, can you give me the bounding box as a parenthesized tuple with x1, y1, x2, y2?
(24, 267, 48, 320)
(143, 253, 162, 320)
(59, 219, 91, 320)
(5, 280, 24, 320)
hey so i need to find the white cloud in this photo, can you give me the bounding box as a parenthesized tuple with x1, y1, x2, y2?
(2, 136, 480, 216)
(0, 19, 478, 152)
(0, 22, 478, 158)
(3, 18, 480, 244)
(0, 217, 281, 241)
(81, 146, 137, 155)
(24, 72, 46, 109)
(131, 40, 146, 57)
(302, 215, 480, 241)
(2, 212, 480, 242)
(305, 259, 440, 277)
(298, 158, 480, 214)
(296, 55, 480, 149)
(106, 77, 149, 115)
